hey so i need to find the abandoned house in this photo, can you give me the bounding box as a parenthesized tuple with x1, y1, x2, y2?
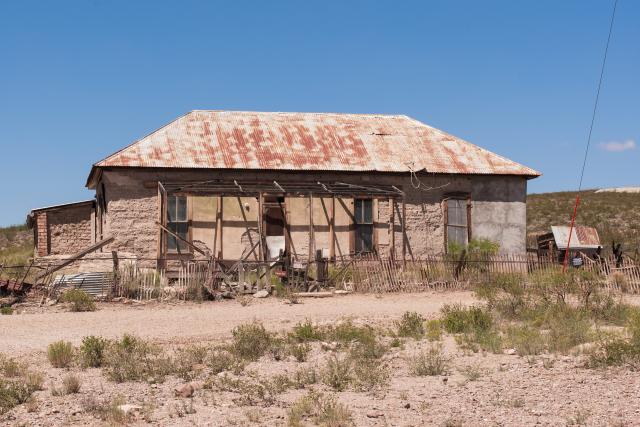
(28, 110, 540, 270)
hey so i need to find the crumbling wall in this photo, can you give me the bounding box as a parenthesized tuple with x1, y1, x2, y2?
(46, 204, 94, 255)
(98, 168, 529, 264)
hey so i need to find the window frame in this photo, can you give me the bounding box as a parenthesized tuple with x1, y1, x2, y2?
(166, 194, 191, 254)
(353, 198, 375, 254)
(443, 193, 471, 252)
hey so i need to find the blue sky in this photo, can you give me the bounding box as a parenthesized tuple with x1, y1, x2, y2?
(1, 0, 638, 226)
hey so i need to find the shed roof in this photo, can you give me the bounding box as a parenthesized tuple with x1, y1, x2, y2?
(88, 110, 540, 187)
(550, 226, 601, 250)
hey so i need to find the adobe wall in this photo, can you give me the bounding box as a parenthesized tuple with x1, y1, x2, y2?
(99, 168, 528, 266)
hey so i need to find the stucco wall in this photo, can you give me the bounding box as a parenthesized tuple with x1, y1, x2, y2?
(98, 168, 529, 265)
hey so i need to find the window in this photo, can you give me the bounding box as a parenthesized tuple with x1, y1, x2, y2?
(445, 197, 469, 249)
(167, 195, 189, 252)
(354, 198, 374, 253)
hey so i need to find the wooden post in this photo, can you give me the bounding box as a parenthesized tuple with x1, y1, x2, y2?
(157, 182, 167, 269)
(401, 197, 407, 267)
(214, 196, 223, 259)
(308, 193, 314, 262)
(329, 195, 336, 261)
(111, 250, 119, 296)
(258, 193, 264, 261)
(389, 197, 395, 261)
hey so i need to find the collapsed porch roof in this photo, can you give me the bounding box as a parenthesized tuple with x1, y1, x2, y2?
(162, 180, 405, 198)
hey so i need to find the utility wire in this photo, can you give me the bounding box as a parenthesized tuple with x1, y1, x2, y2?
(564, 0, 619, 270)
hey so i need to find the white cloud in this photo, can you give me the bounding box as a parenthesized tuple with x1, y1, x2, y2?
(599, 139, 636, 152)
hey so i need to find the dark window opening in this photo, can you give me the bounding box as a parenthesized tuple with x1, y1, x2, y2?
(354, 198, 374, 253)
(167, 195, 189, 252)
(446, 198, 469, 249)
(264, 196, 285, 236)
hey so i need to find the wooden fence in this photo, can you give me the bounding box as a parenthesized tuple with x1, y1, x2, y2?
(332, 252, 640, 294)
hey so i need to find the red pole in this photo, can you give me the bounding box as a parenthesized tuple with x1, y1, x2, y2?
(562, 194, 581, 272)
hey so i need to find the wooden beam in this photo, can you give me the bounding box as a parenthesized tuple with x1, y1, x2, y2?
(36, 236, 115, 281)
(389, 197, 395, 261)
(308, 193, 314, 262)
(156, 222, 208, 256)
(329, 195, 336, 261)
(214, 196, 223, 259)
(401, 197, 406, 266)
(258, 193, 264, 261)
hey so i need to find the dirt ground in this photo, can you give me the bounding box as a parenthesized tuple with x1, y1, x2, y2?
(1, 291, 475, 356)
(2, 291, 640, 426)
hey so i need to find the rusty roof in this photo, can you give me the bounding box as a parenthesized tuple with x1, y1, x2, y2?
(551, 226, 601, 249)
(89, 110, 540, 185)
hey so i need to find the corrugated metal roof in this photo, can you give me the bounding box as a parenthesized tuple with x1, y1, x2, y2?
(92, 110, 540, 177)
(551, 226, 601, 249)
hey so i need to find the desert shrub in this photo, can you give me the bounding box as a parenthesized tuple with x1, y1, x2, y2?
(628, 310, 640, 345)
(528, 269, 575, 304)
(352, 358, 389, 391)
(476, 273, 528, 318)
(455, 328, 503, 354)
(546, 309, 592, 354)
(61, 289, 96, 312)
(53, 374, 81, 395)
(292, 367, 318, 388)
(441, 304, 492, 334)
(269, 337, 288, 361)
(207, 348, 244, 374)
(409, 344, 450, 376)
(289, 343, 311, 362)
(232, 322, 272, 361)
(288, 390, 353, 427)
(84, 396, 129, 424)
(505, 325, 545, 356)
(0, 357, 43, 414)
(322, 355, 352, 391)
(396, 311, 425, 339)
(458, 363, 486, 381)
(103, 334, 170, 383)
(0, 307, 13, 315)
(348, 336, 388, 361)
(47, 341, 75, 368)
(585, 292, 636, 325)
(587, 338, 640, 368)
(79, 336, 109, 368)
(328, 321, 376, 346)
(291, 320, 324, 342)
(425, 319, 442, 341)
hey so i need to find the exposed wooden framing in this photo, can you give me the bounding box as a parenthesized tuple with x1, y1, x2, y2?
(401, 196, 407, 266)
(284, 197, 296, 260)
(329, 195, 336, 261)
(156, 222, 208, 256)
(308, 193, 315, 261)
(213, 196, 223, 259)
(389, 197, 395, 261)
(257, 193, 264, 261)
(157, 182, 167, 269)
(36, 236, 114, 281)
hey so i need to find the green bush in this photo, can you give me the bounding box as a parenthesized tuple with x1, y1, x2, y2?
(290, 320, 324, 342)
(546, 309, 592, 354)
(61, 289, 96, 312)
(328, 321, 376, 346)
(79, 336, 109, 368)
(441, 304, 493, 334)
(103, 334, 170, 383)
(232, 322, 272, 361)
(47, 341, 74, 368)
(207, 348, 244, 374)
(396, 311, 425, 339)
(455, 329, 503, 354)
(352, 358, 389, 391)
(505, 325, 545, 356)
(588, 338, 640, 368)
(0, 307, 13, 315)
(349, 337, 388, 361)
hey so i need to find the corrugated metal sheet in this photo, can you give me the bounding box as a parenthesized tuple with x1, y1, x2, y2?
(551, 226, 601, 249)
(53, 273, 113, 298)
(93, 110, 540, 176)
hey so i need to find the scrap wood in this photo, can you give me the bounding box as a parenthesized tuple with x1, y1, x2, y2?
(36, 236, 114, 282)
(292, 291, 334, 298)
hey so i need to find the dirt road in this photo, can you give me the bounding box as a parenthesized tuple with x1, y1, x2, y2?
(1, 291, 475, 355)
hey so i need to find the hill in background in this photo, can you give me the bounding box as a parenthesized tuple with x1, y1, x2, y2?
(527, 189, 640, 256)
(0, 224, 33, 268)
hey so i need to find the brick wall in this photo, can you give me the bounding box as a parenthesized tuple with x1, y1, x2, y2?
(36, 212, 49, 256)
(46, 204, 94, 255)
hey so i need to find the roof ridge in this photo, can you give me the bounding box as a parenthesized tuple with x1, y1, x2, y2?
(189, 109, 408, 118)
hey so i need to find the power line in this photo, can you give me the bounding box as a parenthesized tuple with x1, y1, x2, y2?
(563, 0, 619, 270)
